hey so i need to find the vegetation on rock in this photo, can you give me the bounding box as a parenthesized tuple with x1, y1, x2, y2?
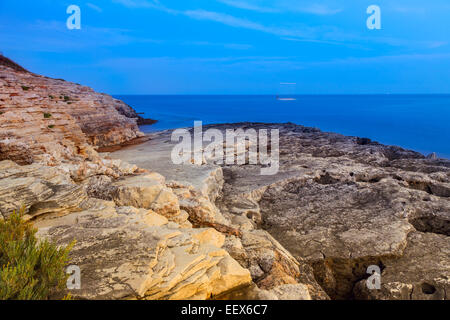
(0, 208, 74, 300)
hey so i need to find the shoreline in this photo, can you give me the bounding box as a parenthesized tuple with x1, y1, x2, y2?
(107, 121, 450, 300)
(1, 55, 449, 301)
(124, 121, 448, 160)
(96, 135, 152, 153)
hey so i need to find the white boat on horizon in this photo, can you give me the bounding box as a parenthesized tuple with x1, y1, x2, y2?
(276, 95, 297, 101)
(277, 82, 297, 101)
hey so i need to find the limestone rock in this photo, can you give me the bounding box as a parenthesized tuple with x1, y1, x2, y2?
(353, 231, 450, 300)
(0, 58, 145, 167)
(86, 174, 191, 227)
(195, 123, 450, 300)
(270, 284, 312, 300)
(108, 130, 230, 227)
(36, 203, 252, 300)
(0, 160, 88, 220)
(223, 230, 329, 300)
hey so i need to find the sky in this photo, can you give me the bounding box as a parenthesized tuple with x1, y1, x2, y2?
(0, 0, 449, 94)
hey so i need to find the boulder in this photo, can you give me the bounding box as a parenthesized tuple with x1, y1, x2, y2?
(36, 202, 252, 300)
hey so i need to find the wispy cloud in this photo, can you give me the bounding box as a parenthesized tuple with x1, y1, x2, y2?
(97, 55, 298, 72)
(97, 52, 450, 75)
(111, 0, 158, 8)
(0, 20, 160, 53)
(298, 4, 342, 15)
(86, 3, 103, 13)
(217, 0, 342, 15)
(185, 41, 252, 50)
(217, 0, 278, 13)
(110, 0, 446, 50)
(311, 52, 450, 68)
(183, 9, 310, 38)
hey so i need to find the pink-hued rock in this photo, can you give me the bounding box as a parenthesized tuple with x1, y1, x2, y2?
(0, 56, 145, 166)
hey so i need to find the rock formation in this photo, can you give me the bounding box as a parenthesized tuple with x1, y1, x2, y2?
(213, 123, 449, 300)
(108, 123, 449, 300)
(1, 56, 448, 300)
(0, 158, 252, 299)
(0, 57, 251, 300)
(0, 54, 152, 166)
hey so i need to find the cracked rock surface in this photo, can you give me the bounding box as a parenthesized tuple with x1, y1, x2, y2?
(115, 123, 449, 300)
(1, 55, 448, 300)
(0, 159, 252, 300)
(211, 123, 449, 300)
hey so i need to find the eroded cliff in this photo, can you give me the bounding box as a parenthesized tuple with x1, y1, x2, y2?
(0, 57, 252, 300)
(1, 56, 448, 300)
(0, 54, 149, 166)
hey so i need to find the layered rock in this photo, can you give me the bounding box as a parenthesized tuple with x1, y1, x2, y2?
(212, 123, 449, 300)
(0, 160, 88, 220)
(0, 159, 252, 299)
(2, 55, 448, 300)
(36, 203, 251, 300)
(109, 123, 450, 300)
(108, 128, 330, 300)
(0, 55, 148, 166)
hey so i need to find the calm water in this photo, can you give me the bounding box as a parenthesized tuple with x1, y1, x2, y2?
(115, 95, 450, 159)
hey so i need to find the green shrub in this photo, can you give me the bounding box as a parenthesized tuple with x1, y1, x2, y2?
(47, 125, 55, 129)
(63, 96, 70, 101)
(49, 95, 54, 99)
(43, 112, 52, 118)
(21, 86, 30, 91)
(0, 208, 74, 300)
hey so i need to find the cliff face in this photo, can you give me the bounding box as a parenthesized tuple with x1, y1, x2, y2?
(1, 56, 448, 301)
(0, 57, 253, 300)
(0, 56, 145, 165)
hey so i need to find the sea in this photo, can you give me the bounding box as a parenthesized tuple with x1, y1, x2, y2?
(114, 95, 450, 159)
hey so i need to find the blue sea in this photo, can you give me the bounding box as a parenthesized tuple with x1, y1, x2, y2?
(115, 95, 450, 159)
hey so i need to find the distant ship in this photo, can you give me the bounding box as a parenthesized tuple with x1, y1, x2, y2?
(277, 82, 297, 100)
(276, 95, 296, 101)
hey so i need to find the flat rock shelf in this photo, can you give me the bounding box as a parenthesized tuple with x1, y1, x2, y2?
(108, 123, 450, 300)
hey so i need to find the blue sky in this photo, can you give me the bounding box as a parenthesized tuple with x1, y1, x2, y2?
(0, 0, 449, 94)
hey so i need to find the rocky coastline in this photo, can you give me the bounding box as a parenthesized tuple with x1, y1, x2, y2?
(0, 57, 448, 300)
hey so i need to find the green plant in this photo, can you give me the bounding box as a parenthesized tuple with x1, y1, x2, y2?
(49, 95, 54, 99)
(0, 208, 74, 300)
(63, 96, 70, 101)
(47, 125, 55, 129)
(21, 86, 30, 91)
(43, 113, 52, 119)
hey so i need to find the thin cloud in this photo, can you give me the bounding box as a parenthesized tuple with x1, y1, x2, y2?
(0, 20, 160, 52)
(111, 0, 159, 8)
(217, 0, 341, 15)
(307, 53, 450, 69)
(185, 41, 253, 50)
(111, 1, 445, 50)
(183, 9, 309, 38)
(217, 0, 279, 13)
(98, 53, 450, 75)
(86, 3, 103, 13)
(300, 4, 342, 15)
